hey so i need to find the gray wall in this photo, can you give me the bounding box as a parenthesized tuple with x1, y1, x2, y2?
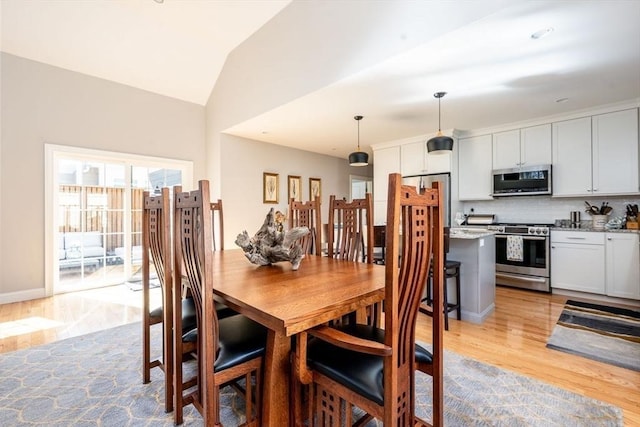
(0, 53, 206, 300)
(220, 134, 370, 249)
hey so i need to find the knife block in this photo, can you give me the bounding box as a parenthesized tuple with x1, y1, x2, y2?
(626, 220, 638, 230)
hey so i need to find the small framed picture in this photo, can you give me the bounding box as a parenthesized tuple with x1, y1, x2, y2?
(263, 172, 279, 204)
(309, 177, 321, 201)
(288, 175, 302, 202)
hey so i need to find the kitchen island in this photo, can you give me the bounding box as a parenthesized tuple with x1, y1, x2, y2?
(448, 228, 496, 324)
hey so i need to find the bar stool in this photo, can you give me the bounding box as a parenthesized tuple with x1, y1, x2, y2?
(420, 227, 461, 330)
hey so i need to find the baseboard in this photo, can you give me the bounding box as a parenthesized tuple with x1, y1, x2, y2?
(461, 303, 496, 324)
(551, 288, 640, 308)
(0, 288, 46, 304)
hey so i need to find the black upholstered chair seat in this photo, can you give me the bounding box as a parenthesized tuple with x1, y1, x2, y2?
(150, 297, 235, 334)
(307, 324, 433, 406)
(183, 314, 267, 371)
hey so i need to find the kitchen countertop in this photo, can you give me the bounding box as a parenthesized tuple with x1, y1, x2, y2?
(450, 227, 496, 239)
(552, 227, 639, 234)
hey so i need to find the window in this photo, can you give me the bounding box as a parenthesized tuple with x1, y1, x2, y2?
(45, 145, 192, 295)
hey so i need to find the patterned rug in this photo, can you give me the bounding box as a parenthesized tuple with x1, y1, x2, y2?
(0, 322, 623, 426)
(547, 299, 640, 372)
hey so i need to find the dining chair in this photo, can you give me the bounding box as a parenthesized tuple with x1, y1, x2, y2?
(173, 180, 267, 426)
(326, 193, 380, 326)
(293, 173, 445, 426)
(288, 196, 322, 256)
(210, 199, 224, 251)
(142, 187, 200, 413)
(327, 193, 373, 263)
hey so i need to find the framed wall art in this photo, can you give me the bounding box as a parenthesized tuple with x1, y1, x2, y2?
(288, 175, 302, 202)
(263, 172, 279, 204)
(309, 177, 321, 201)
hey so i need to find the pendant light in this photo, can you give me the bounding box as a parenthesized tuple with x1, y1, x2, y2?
(348, 115, 369, 166)
(427, 92, 454, 154)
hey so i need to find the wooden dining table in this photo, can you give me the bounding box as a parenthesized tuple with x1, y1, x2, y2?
(210, 249, 385, 426)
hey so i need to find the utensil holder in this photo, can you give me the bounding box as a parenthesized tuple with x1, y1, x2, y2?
(592, 215, 608, 230)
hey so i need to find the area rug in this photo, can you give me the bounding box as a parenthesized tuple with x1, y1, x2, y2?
(547, 299, 640, 372)
(0, 322, 623, 426)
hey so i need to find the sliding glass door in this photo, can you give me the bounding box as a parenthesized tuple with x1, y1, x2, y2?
(46, 145, 192, 294)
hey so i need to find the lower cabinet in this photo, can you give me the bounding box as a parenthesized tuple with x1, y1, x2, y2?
(551, 230, 640, 299)
(551, 231, 605, 294)
(606, 233, 640, 299)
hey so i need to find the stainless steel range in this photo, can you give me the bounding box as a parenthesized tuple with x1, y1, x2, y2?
(487, 223, 551, 292)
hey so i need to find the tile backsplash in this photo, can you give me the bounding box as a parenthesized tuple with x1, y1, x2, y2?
(461, 195, 640, 225)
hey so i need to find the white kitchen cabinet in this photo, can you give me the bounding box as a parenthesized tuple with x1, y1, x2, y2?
(492, 125, 552, 170)
(552, 117, 593, 196)
(521, 124, 552, 167)
(592, 109, 639, 195)
(373, 146, 400, 224)
(401, 140, 451, 176)
(458, 134, 493, 200)
(605, 232, 640, 299)
(550, 231, 605, 294)
(401, 141, 424, 176)
(492, 129, 520, 170)
(552, 109, 639, 197)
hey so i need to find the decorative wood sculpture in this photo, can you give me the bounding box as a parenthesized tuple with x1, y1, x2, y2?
(236, 208, 310, 270)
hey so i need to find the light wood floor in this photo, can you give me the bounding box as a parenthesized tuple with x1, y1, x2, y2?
(1, 285, 639, 425)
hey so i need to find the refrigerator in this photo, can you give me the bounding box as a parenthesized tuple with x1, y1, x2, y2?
(402, 173, 451, 227)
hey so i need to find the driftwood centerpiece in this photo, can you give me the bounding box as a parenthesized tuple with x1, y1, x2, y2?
(235, 208, 310, 270)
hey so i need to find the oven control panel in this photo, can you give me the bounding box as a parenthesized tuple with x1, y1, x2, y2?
(487, 225, 550, 235)
(529, 227, 549, 235)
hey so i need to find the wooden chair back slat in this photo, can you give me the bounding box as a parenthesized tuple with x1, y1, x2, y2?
(288, 196, 322, 255)
(210, 199, 224, 251)
(327, 194, 373, 263)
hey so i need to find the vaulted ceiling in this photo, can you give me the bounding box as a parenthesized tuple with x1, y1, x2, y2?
(2, 0, 639, 160)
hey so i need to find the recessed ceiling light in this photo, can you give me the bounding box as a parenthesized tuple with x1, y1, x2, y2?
(556, 97, 569, 103)
(531, 27, 554, 40)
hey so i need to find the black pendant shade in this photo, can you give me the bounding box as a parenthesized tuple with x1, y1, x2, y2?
(427, 92, 453, 154)
(427, 134, 454, 152)
(349, 115, 369, 166)
(348, 151, 369, 166)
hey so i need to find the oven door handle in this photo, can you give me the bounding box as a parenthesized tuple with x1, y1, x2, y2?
(494, 235, 547, 241)
(496, 272, 548, 283)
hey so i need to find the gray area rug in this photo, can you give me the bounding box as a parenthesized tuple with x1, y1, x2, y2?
(0, 322, 623, 426)
(547, 299, 640, 372)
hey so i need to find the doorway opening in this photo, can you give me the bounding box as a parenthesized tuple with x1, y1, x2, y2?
(349, 174, 372, 201)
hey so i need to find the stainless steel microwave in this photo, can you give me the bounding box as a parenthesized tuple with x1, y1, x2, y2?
(492, 165, 552, 197)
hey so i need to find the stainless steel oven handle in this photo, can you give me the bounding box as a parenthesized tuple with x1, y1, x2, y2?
(494, 235, 547, 241)
(496, 272, 548, 283)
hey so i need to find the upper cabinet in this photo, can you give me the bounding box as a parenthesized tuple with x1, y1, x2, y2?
(552, 117, 593, 196)
(553, 109, 639, 197)
(592, 109, 639, 195)
(492, 124, 552, 170)
(458, 134, 493, 200)
(401, 140, 451, 176)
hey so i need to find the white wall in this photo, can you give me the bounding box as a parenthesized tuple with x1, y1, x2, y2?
(220, 133, 371, 249)
(0, 53, 206, 301)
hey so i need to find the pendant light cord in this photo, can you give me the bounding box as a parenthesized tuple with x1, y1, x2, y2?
(438, 96, 442, 132)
